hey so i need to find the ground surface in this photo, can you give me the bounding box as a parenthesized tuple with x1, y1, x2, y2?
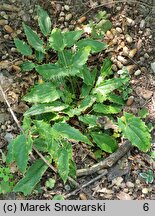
(0, 0, 155, 200)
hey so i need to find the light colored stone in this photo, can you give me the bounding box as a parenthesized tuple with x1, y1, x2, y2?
(125, 34, 133, 43)
(151, 62, 155, 73)
(126, 96, 134, 106)
(65, 13, 72, 21)
(142, 188, 148, 194)
(126, 181, 134, 188)
(134, 69, 141, 76)
(64, 5, 70, 11)
(140, 19, 145, 29)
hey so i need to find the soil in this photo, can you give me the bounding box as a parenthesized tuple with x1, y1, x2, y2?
(0, 0, 155, 200)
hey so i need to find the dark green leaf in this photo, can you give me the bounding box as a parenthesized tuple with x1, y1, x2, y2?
(118, 112, 151, 152)
(138, 108, 149, 118)
(35, 50, 45, 63)
(23, 82, 60, 103)
(79, 115, 98, 127)
(36, 64, 68, 79)
(91, 132, 118, 153)
(73, 46, 91, 68)
(49, 28, 64, 51)
(76, 39, 107, 54)
(24, 102, 68, 116)
(20, 61, 35, 71)
(14, 38, 32, 56)
(93, 104, 122, 114)
(23, 23, 45, 53)
(100, 58, 112, 78)
(37, 5, 51, 36)
(53, 122, 91, 145)
(14, 159, 48, 195)
(108, 93, 125, 105)
(58, 149, 69, 183)
(63, 30, 83, 47)
(14, 134, 32, 173)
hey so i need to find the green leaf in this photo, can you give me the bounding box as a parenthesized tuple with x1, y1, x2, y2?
(6, 134, 32, 173)
(80, 84, 92, 98)
(22, 116, 31, 131)
(81, 67, 94, 86)
(93, 77, 127, 101)
(118, 112, 151, 152)
(63, 30, 83, 47)
(23, 23, 45, 53)
(91, 132, 118, 153)
(24, 102, 68, 116)
(99, 20, 112, 32)
(23, 82, 60, 103)
(34, 138, 48, 152)
(73, 46, 91, 68)
(6, 141, 14, 164)
(76, 39, 107, 54)
(65, 96, 95, 117)
(36, 64, 68, 80)
(69, 159, 76, 179)
(58, 148, 69, 183)
(100, 58, 112, 78)
(79, 115, 98, 127)
(93, 104, 122, 114)
(20, 61, 35, 71)
(45, 178, 55, 189)
(53, 122, 91, 145)
(14, 159, 48, 195)
(14, 38, 32, 56)
(14, 134, 32, 173)
(37, 5, 51, 36)
(49, 28, 64, 51)
(35, 50, 45, 63)
(138, 108, 149, 118)
(108, 93, 125, 105)
(52, 195, 64, 200)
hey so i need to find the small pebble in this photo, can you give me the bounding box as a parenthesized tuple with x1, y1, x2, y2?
(0, 19, 8, 25)
(134, 69, 141, 76)
(117, 61, 123, 69)
(4, 25, 13, 33)
(126, 17, 135, 26)
(78, 16, 87, 24)
(117, 56, 128, 65)
(126, 96, 134, 106)
(116, 27, 122, 33)
(58, 17, 65, 23)
(4, 133, 14, 143)
(12, 65, 21, 72)
(59, 11, 65, 17)
(106, 30, 113, 39)
(140, 19, 145, 29)
(11, 47, 16, 52)
(126, 181, 134, 188)
(79, 193, 87, 200)
(129, 48, 137, 58)
(64, 5, 70, 11)
(144, 53, 149, 59)
(112, 64, 118, 72)
(65, 13, 72, 21)
(142, 188, 148, 194)
(122, 46, 129, 56)
(125, 34, 133, 43)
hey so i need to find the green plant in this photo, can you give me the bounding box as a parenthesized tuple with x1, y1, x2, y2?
(6, 6, 151, 196)
(140, 170, 154, 184)
(0, 166, 14, 194)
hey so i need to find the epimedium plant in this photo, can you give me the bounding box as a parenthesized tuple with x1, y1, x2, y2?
(5, 6, 151, 196)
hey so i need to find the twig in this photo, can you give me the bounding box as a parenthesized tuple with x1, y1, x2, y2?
(77, 141, 132, 176)
(65, 169, 108, 199)
(78, 0, 155, 18)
